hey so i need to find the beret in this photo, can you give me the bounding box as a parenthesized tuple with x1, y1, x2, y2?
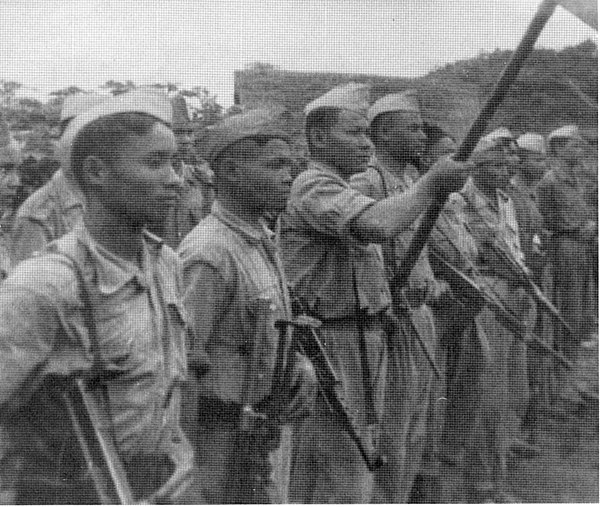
(548, 124, 584, 143)
(517, 133, 546, 155)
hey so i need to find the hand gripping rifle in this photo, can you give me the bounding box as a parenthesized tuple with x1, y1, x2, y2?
(285, 297, 386, 472)
(395, 0, 561, 287)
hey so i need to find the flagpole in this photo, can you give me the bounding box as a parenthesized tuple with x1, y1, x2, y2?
(392, 0, 560, 289)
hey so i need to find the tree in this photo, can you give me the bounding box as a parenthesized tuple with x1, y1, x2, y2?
(0, 80, 22, 107)
(100, 80, 136, 95)
(49, 86, 85, 98)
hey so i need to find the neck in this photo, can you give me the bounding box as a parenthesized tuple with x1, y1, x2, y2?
(217, 193, 264, 229)
(376, 149, 409, 179)
(312, 154, 348, 180)
(83, 198, 144, 264)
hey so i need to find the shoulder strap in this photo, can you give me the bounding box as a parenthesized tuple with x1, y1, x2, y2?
(49, 240, 108, 382)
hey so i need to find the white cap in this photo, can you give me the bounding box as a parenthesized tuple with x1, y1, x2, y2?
(548, 124, 584, 143)
(304, 82, 371, 117)
(474, 127, 514, 153)
(59, 88, 172, 175)
(60, 93, 109, 122)
(367, 90, 420, 124)
(517, 133, 546, 155)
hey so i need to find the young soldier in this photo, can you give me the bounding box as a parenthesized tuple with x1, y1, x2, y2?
(0, 90, 202, 504)
(349, 91, 450, 503)
(178, 109, 317, 503)
(280, 83, 470, 503)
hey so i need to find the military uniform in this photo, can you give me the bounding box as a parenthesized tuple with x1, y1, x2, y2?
(179, 202, 299, 504)
(537, 158, 595, 353)
(428, 193, 491, 495)
(351, 160, 442, 503)
(281, 160, 390, 503)
(0, 224, 197, 503)
(460, 176, 531, 501)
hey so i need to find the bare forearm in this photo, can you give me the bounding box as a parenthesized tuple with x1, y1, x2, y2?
(352, 174, 438, 243)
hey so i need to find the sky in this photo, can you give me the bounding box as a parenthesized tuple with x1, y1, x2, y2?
(1, 0, 596, 108)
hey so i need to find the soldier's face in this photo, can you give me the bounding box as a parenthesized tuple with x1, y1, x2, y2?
(325, 110, 373, 177)
(556, 137, 586, 164)
(100, 122, 183, 226)
(383, 111, 427, 163)
(237, 138, 295, 215)
(519, 151, 547, 182)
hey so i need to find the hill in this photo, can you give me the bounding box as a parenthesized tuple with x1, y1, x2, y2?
(234, 40, 597, 143)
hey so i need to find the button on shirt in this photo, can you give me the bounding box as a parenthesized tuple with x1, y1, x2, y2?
(279, 161, 391, 319)
(179, 202, 292, 406)
(10, 169, 84, 264)
(0, 223, 190, 486)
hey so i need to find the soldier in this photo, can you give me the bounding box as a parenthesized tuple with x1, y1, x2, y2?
(178, 109, 317, 503)
(9, 93, 105, 265)
(150, 95, 214, 249)
(460, 129, 532, 502)
(537, 125, 596, 402)
(0, 90, 203, 503)
(279, 83, 469, 503)
(349, 91, 450, 503)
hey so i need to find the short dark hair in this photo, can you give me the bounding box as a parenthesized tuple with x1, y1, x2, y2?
(305, 107, 340, 155)
(70, 112, 165, 192)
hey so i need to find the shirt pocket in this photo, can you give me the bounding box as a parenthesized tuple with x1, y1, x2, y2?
(93, 287, 151, 367)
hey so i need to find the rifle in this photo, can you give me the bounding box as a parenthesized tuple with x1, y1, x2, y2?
(286, 298, 386, 472)
(428, 249, 572, 370)
(488, 236, 576, 339)
(61, 376, 136, 504)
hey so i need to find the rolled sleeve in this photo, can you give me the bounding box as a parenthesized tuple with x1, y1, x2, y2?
(293, 170, 376, 239)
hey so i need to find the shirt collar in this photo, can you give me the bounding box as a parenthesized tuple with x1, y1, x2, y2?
(74, 223, 155, 293)
(211, 201, 274, 246)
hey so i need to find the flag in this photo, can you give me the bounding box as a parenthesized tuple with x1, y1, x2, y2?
(557, 0, 597, 30)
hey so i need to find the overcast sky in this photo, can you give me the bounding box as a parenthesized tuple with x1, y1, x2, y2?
(1, 0, 596, 108)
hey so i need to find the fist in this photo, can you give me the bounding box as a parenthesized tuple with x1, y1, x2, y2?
(428, 156, 473, 198)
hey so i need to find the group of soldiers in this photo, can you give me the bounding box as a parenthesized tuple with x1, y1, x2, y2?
(0, 82, 596, 504)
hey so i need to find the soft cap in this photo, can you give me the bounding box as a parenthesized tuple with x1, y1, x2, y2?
(367, 90, 420, 124)
(517, 133, 546, 155)
(304, 82, 371, 117)
(200, 108, 289, 163)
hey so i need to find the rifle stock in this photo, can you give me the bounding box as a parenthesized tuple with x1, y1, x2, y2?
(61, 377, 136, 505)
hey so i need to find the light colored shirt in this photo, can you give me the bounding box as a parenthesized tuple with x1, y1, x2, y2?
(0, 223, 192, 491)
(179, 202, 291, 405)
(279, 161, 391, 319)
(350, 160, 438, 305)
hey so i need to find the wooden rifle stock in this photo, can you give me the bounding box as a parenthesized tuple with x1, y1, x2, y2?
(61, 377, 136, 505)
(393, 0, 559, 288)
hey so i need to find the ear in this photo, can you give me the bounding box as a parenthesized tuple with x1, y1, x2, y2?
(81, 155, 110, 188)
